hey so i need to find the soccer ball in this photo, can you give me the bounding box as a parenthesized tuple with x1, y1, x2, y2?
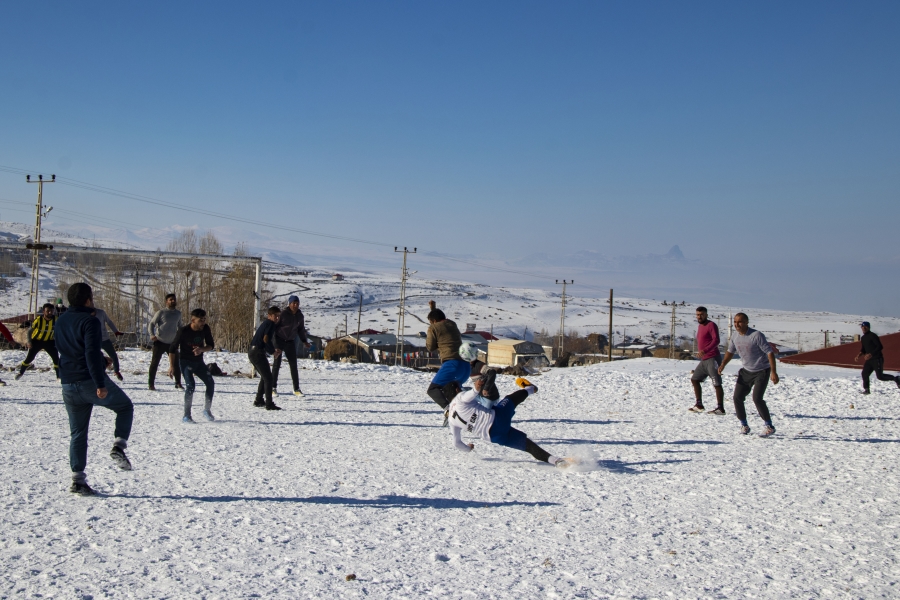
(458, 341, 478, 362)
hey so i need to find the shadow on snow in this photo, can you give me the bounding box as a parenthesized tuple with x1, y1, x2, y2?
(110, 493, 560, 509)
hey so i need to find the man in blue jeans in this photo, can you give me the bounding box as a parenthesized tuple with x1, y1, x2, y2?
(55, 283, 134, 495)
(169, 308, 216, 423)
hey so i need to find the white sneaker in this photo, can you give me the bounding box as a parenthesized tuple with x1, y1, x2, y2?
(554, 457, 576, 470)
(272, 389, 278, 396)
(293, 390, 304, 397)
(201, 409, 215, 422)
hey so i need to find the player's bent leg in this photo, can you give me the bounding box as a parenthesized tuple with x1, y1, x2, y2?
(62, 383, 94, 475)
(427, 383, 450, 408)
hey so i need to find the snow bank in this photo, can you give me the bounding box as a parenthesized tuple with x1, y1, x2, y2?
(1, 351, 898, 598)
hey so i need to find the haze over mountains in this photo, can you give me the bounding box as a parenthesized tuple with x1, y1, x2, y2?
(1, 218, 897, 317)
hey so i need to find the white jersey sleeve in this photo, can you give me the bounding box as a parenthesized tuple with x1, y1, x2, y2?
(447, 389, 495, 449)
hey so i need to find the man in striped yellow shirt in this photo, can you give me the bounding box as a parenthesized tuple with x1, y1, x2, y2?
(16, 303, 60, 381)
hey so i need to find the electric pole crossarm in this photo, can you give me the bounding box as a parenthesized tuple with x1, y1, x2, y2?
(393, 247, 417, 366)
(25, 174, 56, 318)
(555, 279, 573, 358)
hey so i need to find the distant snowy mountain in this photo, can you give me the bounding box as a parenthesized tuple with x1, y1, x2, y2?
(510, 244, 696, 272)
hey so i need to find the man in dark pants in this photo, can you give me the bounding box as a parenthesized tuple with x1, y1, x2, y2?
(147, 293, 183, 390)
(16, 303, 60, 380)
(272, 295, 310, 397)
(854, 321, 900, 394)
(56, 283, 134, 495)
(169, 308, 216, 423)
(248, 306, 283, 410)
(718, 312, 780, 438)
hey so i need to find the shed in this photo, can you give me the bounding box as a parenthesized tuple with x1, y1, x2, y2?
(487, 339, 550, 368)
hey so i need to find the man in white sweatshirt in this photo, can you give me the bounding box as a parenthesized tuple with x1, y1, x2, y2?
(447, 370, 573, 468)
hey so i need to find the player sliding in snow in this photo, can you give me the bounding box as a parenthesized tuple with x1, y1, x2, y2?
(446, 369, 574, 469)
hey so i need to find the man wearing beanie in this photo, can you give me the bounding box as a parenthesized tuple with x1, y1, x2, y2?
(272, 295, 310, 396)
(855, 322, 900, 394)
(55, 282, 134, 495)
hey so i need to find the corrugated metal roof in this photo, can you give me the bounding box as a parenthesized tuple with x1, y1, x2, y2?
(780, 331, 900, 371)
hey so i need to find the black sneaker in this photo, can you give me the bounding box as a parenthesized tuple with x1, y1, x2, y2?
(110, 446, 132, 471)
(148, 384, 157, 391)
(860, 390, 870, 395)
(70, 482, 96, 496)
(114, 372, 123, 381)
(265, 403, 282, 411)
(895, 376, 900, 389)
(253, 398, 266, 407)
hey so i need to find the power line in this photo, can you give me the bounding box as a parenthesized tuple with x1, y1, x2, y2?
(0, 164, 619, 292)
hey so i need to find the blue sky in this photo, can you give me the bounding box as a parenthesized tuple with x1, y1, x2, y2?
(1, 1, 898, 315)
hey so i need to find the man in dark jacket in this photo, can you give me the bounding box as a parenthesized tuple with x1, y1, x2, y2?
(248, 306, 283, 410)
(854, 322, 900, 394)
(55, 283, 134, 495)
(272, 295, 310, 397)
(424, 301, 471, 413)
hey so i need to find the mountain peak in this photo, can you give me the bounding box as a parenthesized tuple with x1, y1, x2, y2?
(665, 245, 685, 260)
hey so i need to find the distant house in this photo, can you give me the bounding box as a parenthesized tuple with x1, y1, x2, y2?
(612, 342, 655, 358)
(332, 273, 344, 281)
(487, 339, 550, 368)
(340, 333, 435, 367)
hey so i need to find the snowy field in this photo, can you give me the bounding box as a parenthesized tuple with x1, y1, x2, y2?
(2, 349, 900, 598)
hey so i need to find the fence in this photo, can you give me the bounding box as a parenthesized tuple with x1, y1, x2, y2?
(0, 236, 267, 353)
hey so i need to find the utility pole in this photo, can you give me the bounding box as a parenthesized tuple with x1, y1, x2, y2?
(356, 290, 363, 362)
(394, 247, 416, 365)
(555, 279, 573, 357)
(134, 266, 141, 347)
(25, 174, 55, 318)
(669, 301, 677, 359)
(607, 289, 613, 363)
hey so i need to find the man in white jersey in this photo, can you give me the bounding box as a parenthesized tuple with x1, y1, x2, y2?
(447, 370, 573, 468)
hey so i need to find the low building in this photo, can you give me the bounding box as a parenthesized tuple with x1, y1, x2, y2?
(612, 343, 655, 358)
(487, 339, 551, 368)
(332, 273, 344, 281)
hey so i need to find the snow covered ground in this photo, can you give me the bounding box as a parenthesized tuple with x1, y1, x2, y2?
(2, 349, 899, 598)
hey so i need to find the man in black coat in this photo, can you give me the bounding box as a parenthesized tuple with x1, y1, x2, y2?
(272, 295, 310, 397)
(55, 283, 134, 495)
(854, 321, 900, 394)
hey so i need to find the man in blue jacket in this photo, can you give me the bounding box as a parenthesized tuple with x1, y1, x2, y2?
(55, 283, 134, 495)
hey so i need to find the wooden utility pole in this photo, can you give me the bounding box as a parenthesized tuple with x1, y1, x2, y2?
(394, 247, 416, 365)
(555, 279, 573, 357)
(669, 302, 677, 359)
(356, 291, 363, 361)
(25, 174, 55, 318)
(607, 289, 613, 362)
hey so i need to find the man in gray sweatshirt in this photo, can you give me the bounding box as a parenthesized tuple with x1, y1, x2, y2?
(147, 293, 183, 390)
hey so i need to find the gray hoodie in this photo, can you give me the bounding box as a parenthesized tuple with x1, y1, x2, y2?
(92, 308, 119, 343)
(148, 308, 183, 344)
